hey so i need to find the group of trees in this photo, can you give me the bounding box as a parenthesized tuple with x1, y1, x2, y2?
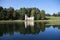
(0, 6, 20, 20)
(0, 6, 60, 20)
(0, 6, 46, 20)
(16, 8, 46, 20)
(45, 12, 60, 17)
(52, 12, 60, 16)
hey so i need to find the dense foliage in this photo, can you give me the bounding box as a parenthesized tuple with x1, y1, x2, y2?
(0, 6, 46, 20)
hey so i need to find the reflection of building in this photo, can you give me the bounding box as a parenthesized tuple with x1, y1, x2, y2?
(25, 21, 34, 28)
(25, 14, 34, 28)
(0, 22, 46, 35)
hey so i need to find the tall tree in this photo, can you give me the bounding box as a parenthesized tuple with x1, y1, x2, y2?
(31, 9, 35, 17)
(57, 12, 60, 16)
(0, 6, 3, 12)
(19, 8, 27, 20)
(7, 7, 14, 19)
(52, 13, 57, 16)
(40, 10, 45, 20)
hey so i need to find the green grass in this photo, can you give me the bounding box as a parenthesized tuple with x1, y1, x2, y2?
(45, 16, 60, 25)
(0, 16, 60, 24)
(0, 20, 25, 23)
(46, 16, 60, 20)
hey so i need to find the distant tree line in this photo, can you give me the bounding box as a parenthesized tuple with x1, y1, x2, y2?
(52, 12, 60, 16)
(0, 6, 20, 20)
(45, 12, 60, 17)
(0, 6, 46, 20)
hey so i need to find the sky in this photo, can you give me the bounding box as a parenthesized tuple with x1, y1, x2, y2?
(0, 0, 60, 14)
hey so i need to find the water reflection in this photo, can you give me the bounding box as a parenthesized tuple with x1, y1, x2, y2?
(0, 22, 46, 36)
(0, 22, 60, 40)
(25, 21, 34, 28)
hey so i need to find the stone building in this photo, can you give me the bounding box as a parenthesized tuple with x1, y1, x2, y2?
(25, 14, 34, 28)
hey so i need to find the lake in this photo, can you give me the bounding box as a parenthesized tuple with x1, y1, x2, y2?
(0, 21, 60, 40)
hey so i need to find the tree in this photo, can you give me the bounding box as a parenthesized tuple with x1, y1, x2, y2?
(0, 7, 47, 20)
(31, 9, 35, 17)
(40, 10, 45, 20)
(26, 8, 32, 17)
(0, 12, 2, 20)
(36, 13, 41, 20)
(45, 13, 51, 16)
(15, 12, 20, 20)
(35, 10, 41, 20)
(7, 7, 14, 19)
(19, 8, 27, 20)
(52, 13, 57, 16)
(0, 6, 3, 12)
(57, 12, 60, 16)
(13, 11, 16, 20)
(0, 8, 7, 20)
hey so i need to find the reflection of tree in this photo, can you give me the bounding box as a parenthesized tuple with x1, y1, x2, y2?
(0, 24, 3, 36)
(34, 22, 46, 33)
(46, 25, 51, 28)
(34, 22, 41, 34)
(53, 25, 60, 29)
(0, 22, 26, 35)
(53, 25, 57, 28)
(57, 25, 60, 29)
(0, 22, 46, 36)
(1, 23, 59, 35)
(40, 22, 45, 32)
(46, 25, 60, 29)
(0, 23, 14, 35)
(25, 22, 46, 34)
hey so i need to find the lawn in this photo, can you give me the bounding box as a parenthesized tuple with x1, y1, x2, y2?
(46, 16, 60, 20)
(0, 16, 60, 24)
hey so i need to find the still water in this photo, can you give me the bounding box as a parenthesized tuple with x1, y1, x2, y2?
(0, 22, 60, 40)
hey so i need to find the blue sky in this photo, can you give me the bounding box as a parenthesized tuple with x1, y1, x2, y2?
(0, 0, 60, 14)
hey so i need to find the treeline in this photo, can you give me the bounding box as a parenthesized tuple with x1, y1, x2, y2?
(0, 6, 46, 20)
(46, 12, 60, 16)
(0, 6, 20, 20)
(52, 12, 60, 16)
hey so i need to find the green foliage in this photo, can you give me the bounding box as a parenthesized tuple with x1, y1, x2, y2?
(52, 12, 60, 16)
(40, 10, 45, 20)
(52, 13, 57, 16)
(45, 14, 51, 16)
(31, 9, 35, 17)
(0, 6, 46, 20)
(0, 6, 3, 12)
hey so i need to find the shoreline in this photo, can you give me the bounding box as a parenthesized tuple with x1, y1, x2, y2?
(0, 20, 60, 25)
(0, 20, 60, 22)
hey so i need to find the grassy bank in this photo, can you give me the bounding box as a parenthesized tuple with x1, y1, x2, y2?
(46, 16, 60, 20)
(0, 16, 60, 23)
(0, 20, 60, 22)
